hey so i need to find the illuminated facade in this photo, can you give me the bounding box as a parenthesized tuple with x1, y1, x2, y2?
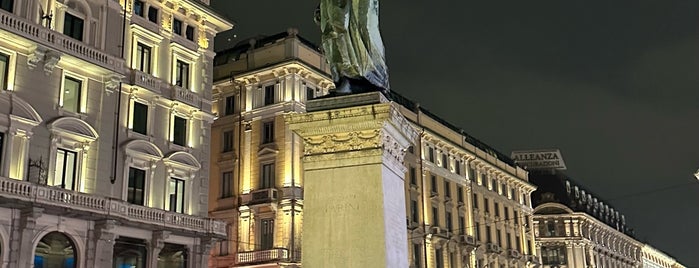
(0, 0, 231, 267)
(210, 31, 539, 268)
(641, 245, 685, 268)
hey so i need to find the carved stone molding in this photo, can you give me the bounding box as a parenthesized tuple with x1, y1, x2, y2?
(43, 51, 61, 75)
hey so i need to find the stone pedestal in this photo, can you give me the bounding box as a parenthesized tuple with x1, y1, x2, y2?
(287, 92, 417, 268)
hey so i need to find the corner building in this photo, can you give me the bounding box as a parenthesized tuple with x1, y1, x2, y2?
(210, 31, 540, 268)
(0, 0, 232, 267)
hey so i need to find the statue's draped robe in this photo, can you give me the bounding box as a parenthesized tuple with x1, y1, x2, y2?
(319, 0, 389, 90)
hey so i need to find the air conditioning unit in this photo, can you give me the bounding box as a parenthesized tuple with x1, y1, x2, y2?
(508, 249, 522, 259)
(457, 235, 476, 246)
(486, 243, 502, 253)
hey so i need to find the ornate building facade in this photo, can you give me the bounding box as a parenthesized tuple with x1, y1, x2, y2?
(0, 0, 231, 267)
(210, 31, 539, 268)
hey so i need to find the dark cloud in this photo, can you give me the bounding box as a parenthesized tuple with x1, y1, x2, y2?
(211, 0, 699, 265)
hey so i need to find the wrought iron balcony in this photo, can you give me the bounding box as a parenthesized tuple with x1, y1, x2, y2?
(236, 248, 290, 265)
(0, 9, 123, 72)
(0, 176, 226, 237)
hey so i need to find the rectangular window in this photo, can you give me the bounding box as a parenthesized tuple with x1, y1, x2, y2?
(494, 202, 500, 217)
(455, 161, 461, 174)
(62, 76, 82, 113)
(441, 154, 448, 168)
(459, 216, 465, 233)
(409, 167, 417, 186)
(457, 187, 463, 203)
(0, 0, 13, 12)
(262, 121, 274, 144)
(427, 147, 434, 162)
(435, 248, 444, 268)
(175, 60, 190, 89)
(173, 18, 182, 35)
(306, 86, 314, 100)
(507, 233, 512, 249)
(432, 206, 439, 227)
(475, 221, 481, 241)
(484, 198, 489, 213)
(430, 175, 437, 193)
(0, 132, 3, 169)
(514, 211, 519, 224)
(224, 95, 235, 115)
(516, 235, 521, 251)
(264, 85, 275, 105)
(168, 178, 185, 213)
(541, 246, 567, 265)
(133, 0, 144, 16)
(410, 199, 419, 223)
(221, 171, 233, 198)
(132, 101, 148, 135)
(185, 25, 194, 41)
(54, 148, 78, 190)
(468, 166, 475, 181)
(147, 6, 158, 23)
(222, 130, 234, 152)
(473, 193, 478, 208)
(485, 226, 491, 243)
(444, 181, 451, 198)
(260, 219, 274, 250)
(510, 188, 515, 199)
(260, 163, 275, 189)
(446, 211, 452, 232)
(127, 167, 146, 205)
(0, 52, 8, 90)
(496, 229, 502, 246)
(63, 12, 84, 40)
(136, 43, 151, 73)
(413, 244, 421, 268)
(493, 180, 499, 193)
(449, 252, 455, 268)
(172, 115, 187, 146)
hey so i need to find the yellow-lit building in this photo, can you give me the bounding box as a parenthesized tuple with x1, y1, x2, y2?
(0, 0, 231, 267)
(210, 30, 539, 268)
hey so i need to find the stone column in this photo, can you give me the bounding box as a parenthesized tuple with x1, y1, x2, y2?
(190, 238, 214, 268)
(91, 220, 117, 268)
(287, 92, 417, 268)
(148, 231, 170, 268)
(9, 207, 43, 268)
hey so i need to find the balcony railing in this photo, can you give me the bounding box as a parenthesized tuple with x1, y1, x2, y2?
(0, 176, 226, 237)
(237, 248, 289, 265)
(241, 188, 278, 206)
(130, 69, 162, 94)
(170, 86, 201, 108)
(0, 9, 123, 72)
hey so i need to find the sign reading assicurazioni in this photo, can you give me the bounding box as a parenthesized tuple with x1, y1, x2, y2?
(511, 149, 567, 170)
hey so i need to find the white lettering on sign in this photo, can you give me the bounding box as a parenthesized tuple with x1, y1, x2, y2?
(511, 149, 567, 170)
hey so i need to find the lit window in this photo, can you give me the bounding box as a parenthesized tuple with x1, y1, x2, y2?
(221, 171, 233, 198)
(54, 148, 77, 190)
(62, 76, 82, 113)
(175, 60, 190, 89)
(260, 163, 275, 189)
(262, 121, 274, 144)
(0, 0, 13, 12)
(264, 85, 275, 105)
(541, 246, 567, 265)
(173, 18, 182, 35)
(172, 115, 187, 146)
(260, 219, 274, 250)
(132, 102, 148, 135)
(168, 177, 185, 213)
(133, 0, 144, 16)
(135, 43, 151, 73)
(224, 95, 235, 115)
(127, 167, 146, 205)
(0, 52, 8, 90)
(185, 25, 194, 41)
(222, 130, 234, 152)
(147, 6, 158, 23)
(63, 12, 84, 41)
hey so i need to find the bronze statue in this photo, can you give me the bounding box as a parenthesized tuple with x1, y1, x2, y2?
(315, 0, 389, 94)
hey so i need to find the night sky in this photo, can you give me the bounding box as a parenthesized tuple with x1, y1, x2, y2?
(211, 0, 699, 265)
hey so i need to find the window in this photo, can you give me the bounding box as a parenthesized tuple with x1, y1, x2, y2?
(484, 198, 489, 213)
(172, 115, 187, 146)
(455, 160, 461, 174)
(0, 0, 13, 12)
(222, 130, 234, 152)
(54, 148, 78, 190)
(514, 211, 519, 224)
(147, 6, 158, 23)
(496, 229, 501, 246)
(506, 233, 512, 249)
(449, 253, 455, 268)
(0, 132, 3, 169)
(132, 102, 148, 135)
(168, 178, 185, 213)
(441, 154, 448, 168)
(264, 85, 275, 105)
(494, 202, 499, 217)
(457, 187, 463, 203)
(473, 194, 478, 208)
(62, 76, 82, 113)
(185, 25, 194, 41)
(430, 175, 437, 194)
(221, 171, 233, 198)
(0, 52, 8, 90)
(541, 246, 567, 265)
(516, 235, 521, 251)
(510, 188, 515, 199)
(260, 219, 274, 250)
(173, 18, 182, 35)
(63, 12, 84, 40)
(475, 221, 481, 241)
(306, 86, 314, 100)
(224, 95, 235, 115)
(410, 199, 419, 223)
(446, 211, 452, 232)
(260, 163, 275, 189)
(262, 121, 274, 144)
(468, 166, 475, 181)
(427, 147, 434, 162)
(459, 216, 465, 233)
(127, 167, 146, 205)
(432, 206, 439, 227)
(135, 43, 151, 73)
(444, 181, 451, 198)
(409, 167, 417, 185)
(413, 244, 421, 268)
(133, 0, 144, 16)
(493, 180, 499, 193)
(175, 60, 190, 89)
(485, 226, 491, 243)
(435, 248, 444, 268)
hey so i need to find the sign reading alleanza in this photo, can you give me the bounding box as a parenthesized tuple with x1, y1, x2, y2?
(511, 149, 567, 170)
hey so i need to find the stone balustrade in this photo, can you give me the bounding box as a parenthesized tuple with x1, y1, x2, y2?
(237, 248, 290, 265)
(131, 69, 162, 94)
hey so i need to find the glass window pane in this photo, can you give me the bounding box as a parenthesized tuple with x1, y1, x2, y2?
(132, 102, 148, 135)
(62, 77, 81, 113)
(173, 116, 186, 146)
(185, 25, 194, 41)
(148, 7, 158, 23)
(0, 0, 14, 12)
(54, 150, 66, 187)
(64, 151, 76, 190)
(128, 167, 146, 205)
(0, 53, 8, 90)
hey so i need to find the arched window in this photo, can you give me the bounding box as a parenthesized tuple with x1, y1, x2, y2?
(34, 232, 77, 268)
(113, 237, 147, 268)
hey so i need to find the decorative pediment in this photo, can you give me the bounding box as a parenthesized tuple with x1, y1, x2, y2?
(164, 151, 201, 173)
(257, 146, 279, 156)
(0, 92, 43, 128)
(124, 140, 163, 161)
(48, 117, 99, 142)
